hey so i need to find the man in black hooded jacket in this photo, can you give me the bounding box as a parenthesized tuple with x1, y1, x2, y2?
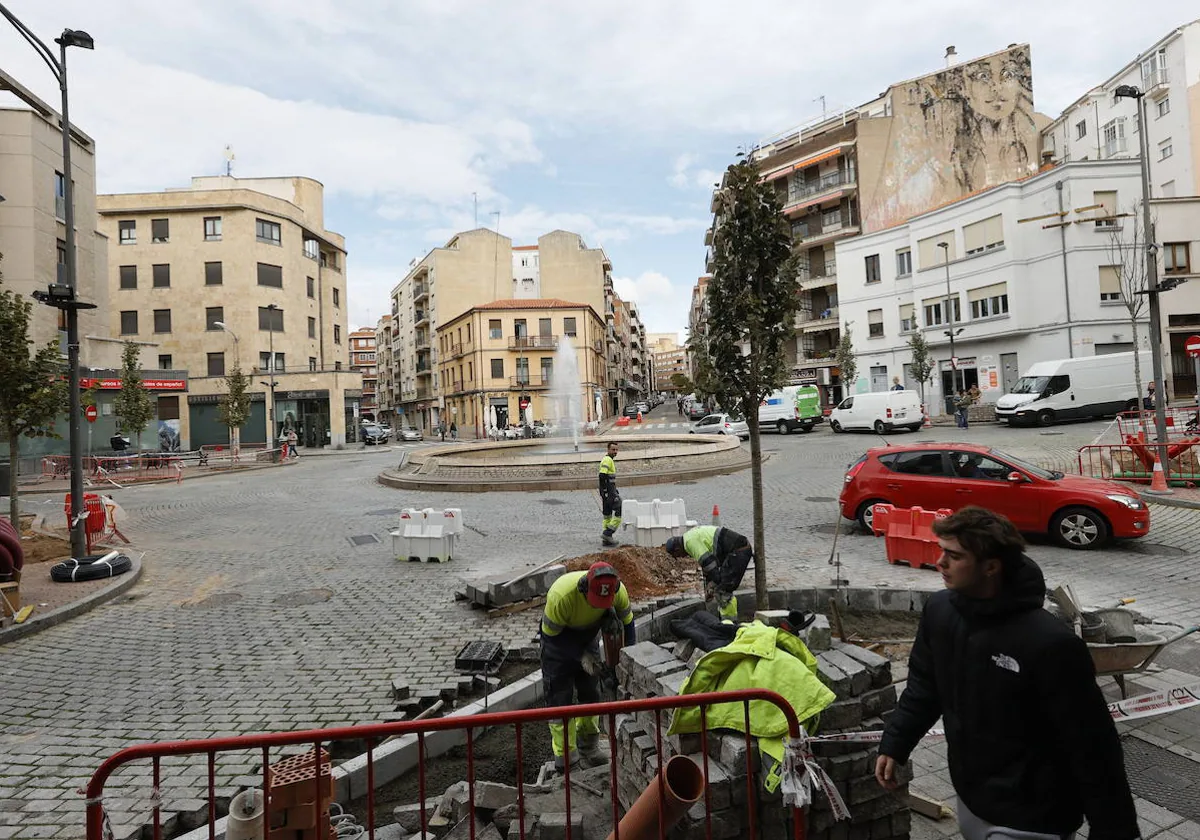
(875, 506, 1138, 840)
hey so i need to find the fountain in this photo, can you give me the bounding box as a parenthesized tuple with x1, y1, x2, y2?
(549, 339, 583, 452)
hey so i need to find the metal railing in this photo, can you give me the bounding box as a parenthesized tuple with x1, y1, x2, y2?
(787, 169, 856, 204)
(510, 375, 550, 389)
(509, 335, 558, 350)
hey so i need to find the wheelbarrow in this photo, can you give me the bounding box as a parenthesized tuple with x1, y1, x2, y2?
(1088, 625, 1199, 697)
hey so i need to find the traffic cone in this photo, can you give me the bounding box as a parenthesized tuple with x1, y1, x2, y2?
(1148, 458, 1172, 494)
(636, 411, 643, 423)
(711, 505, 721, 526)
(922, 404, 932, 429)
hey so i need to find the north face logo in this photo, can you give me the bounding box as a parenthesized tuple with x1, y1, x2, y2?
(991, 653, 1020, 674)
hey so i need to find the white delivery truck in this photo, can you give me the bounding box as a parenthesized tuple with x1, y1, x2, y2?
(994, 352, 1149, 426)
(829, 390, 923, 434)
(758, 385, 823, 434)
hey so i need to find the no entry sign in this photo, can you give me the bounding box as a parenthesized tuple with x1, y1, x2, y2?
(84, 405, 98, 423)
(1186, 335, 1200, 359)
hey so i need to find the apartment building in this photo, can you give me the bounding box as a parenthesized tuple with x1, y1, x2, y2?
(646, 333, 680, 354)
(701, 44, 1040, 404)
(436, 299, 606, 433)
(97, 175, 360, 450)
(349, 327, 378, 420)
(1042, 19, 1200, 197)
(653, 346, 688, 392)
(1152, 195, 1200, 398)
(383, 228, 626, 433)
(836, 160, 1152, 413)
(687, 276, 709, 382)
(374, 314, 395, 427)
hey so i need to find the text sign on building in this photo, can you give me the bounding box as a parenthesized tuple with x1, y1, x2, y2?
(80, 378, 186, 390)
(1186, 335, 1200, 359)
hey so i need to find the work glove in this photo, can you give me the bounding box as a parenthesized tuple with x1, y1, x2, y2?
(581, 650, 604, 676)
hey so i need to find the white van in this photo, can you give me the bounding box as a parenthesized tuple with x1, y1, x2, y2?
(994, 352, 1148, 426)
(758, 385, 821, 434)
(829, 390, 923, 434)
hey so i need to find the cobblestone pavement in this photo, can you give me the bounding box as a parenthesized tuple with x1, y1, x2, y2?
(2, 415, 1199, 838)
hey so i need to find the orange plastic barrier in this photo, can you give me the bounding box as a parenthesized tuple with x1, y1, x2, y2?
(871, 504, 951, 569)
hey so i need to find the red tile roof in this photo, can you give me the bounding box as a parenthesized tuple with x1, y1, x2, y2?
(472, 298, 587, 311)
(512, 245, 539, 251)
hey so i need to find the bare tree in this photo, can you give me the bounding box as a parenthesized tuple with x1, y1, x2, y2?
(1104, 205, 1153, 427)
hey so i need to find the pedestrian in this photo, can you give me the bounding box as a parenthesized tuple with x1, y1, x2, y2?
(438, 420, 446, 442)
(540, 562, 636, 770)
(891, 377, 905, 392)
(286, 427, 299, 460)
(955, 389, 970, 429)
(1144, 380, 1158, 411)
(664, 525, 753, 620)
(598, 441, 622, 546)
(450, 420, 458, 441)
(968, 383, 982, 404)
(875, 506, 1138, 840)
(678, 398, 684, 416)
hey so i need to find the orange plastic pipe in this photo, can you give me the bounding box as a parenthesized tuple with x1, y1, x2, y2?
(605, 755, 705, 840)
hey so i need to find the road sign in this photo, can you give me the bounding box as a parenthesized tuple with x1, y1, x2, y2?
(84, 405, 98, 423)
(1186, 335, 1200, 359)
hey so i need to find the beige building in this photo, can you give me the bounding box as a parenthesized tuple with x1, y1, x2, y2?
(96, 175, 361, 450)
(374, 314, 396, 426)
(349, 327, 378, 420)
(653, 347, 688, 392)
(437, 299, 607, 435)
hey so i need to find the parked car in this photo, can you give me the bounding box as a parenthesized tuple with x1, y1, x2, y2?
(686, 402, 708, 421)
(995, 352, 1148, 426)
(690, 412, 750, 441)
(636, 401, 651, 414)
(397, 426, 423, 442)
(759, 385, 823, 434)
(361, 422, 392, 445)
(622, 404, 642, 418)
(829, 390, 923, 434)
(838, 442, 1150, 549)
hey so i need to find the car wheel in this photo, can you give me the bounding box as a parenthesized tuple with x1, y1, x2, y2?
(800, 424, 813, 433)
(777, 420, 789, 436)
(1050, 506, 1110, 550)
(908, 423, 923, 432)
(856, 499, 887, 533)
(873, 420, 886, 435)
(831, 420, 843, 434)
(1037, 409, 1056, 427)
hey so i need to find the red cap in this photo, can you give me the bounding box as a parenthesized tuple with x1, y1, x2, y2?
(584, 561, 620, 609)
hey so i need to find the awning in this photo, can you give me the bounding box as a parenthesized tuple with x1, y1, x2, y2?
(762, 146, 847, 182)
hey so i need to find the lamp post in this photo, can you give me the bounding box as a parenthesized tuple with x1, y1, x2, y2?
(1, 4, 95, 559)
(1115, 83, 1171, 489)
(937, 242, 963, 398)
(265, 304, 278, 448)
(212, 321, 240, 369)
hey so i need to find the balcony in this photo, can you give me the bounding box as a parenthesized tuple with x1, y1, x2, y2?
(415, 309, 429, 326)
(413, 282, 429, 301)
(447, 379, 466, 394)
(798, 260, 838, 291)
(415, 388, 434, 401)
(783, 169, 857, 215)
(509, 335, 558, 350)
(415, 332, 430, 350)
(510, 375, 550, 390)
(449, 341, 474, 359)
(798, 305, 840, 333)
(792, 222, 859, 248)
(1143, 66, 1169, 96)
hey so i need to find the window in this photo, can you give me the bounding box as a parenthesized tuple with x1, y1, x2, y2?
(1075, 120, 1088, 140)
(1159, 139, 1173, 161)
(864, 254, 881, 284)
(158, 354, 173, 370)
(207, 352, 225, 377)
(1099, 265, 1122, 302)
(304, 239, 320, 260)
(468, 361, 473, 381)
(120, 311, 138, 335)
(969, 283, 1010, 319)
(1140, 48, 1167, 87)
(467, 324, 472, 343)
(964, 215, 1004, 255)
(118, 220, 136, 245)
(564, 317, 577, 337)
(205, 306, 224, 330)
(1157, 98, 1171, 119)
(259, 352, 272, 372)
(1164, 243, 1191, 275)
(1101, 118, 1127, 157)
(205, 261, 223, 285)
(332, 288, 340, 307)
(923, 296, 961, 326)
(153, 309, 172, 333)
(1162, 180, 1177, 198)
(303, 277, 313, 299)
(895, 249, 912, 277)
(119, 265, 137, 289)
(258, 306, 284, 332)
(868, 309, 884, 338)
(256, 218, 282, 245)
(334, 361, 343, 371)
(514, 319, 528, 338)
(900, 303, 916, 333)
(489, 319, 502, 339)
(882, 450, 950, 477)
(490, 359, 504, 379)
(204, 216, 222, 241)
(54, 171, 66, 219)
(918, 233, 955, 268)
(949, 451, 1013, 481)
(309, 357, 318, 372)
(1093, 191, 1119, 228)
(152, 264, 170, 288)
(151, 218, 169, 243)
(158, 396, 180, 423)
(537, 318, 551, 337)
(257, 263, 283, 288)
(333, 324, 341, 344)
(516, 357, 530, 384)
(274, 353, 286, 372)
(541, 357, 553, 382)
(308, 317, 317, 338)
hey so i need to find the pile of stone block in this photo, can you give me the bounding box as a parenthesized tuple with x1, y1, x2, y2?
(267, 748, 335, 840)
(612, 621, 912, 840)
(460, 564, 566, 609)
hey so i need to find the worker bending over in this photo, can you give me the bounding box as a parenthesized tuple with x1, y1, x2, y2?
(540, 562, 636, 769)
(665, 526, 753, 620)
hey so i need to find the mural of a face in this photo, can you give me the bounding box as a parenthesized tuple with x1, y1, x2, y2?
(963, 54, 1025, 123)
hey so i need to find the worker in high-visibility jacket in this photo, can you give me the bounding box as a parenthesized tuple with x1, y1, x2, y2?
(540, 562, 636, 769)
(598, 441, 621, 547)
(665, 526, 753, 620)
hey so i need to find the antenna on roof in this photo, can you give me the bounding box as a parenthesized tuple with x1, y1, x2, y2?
(223, 145, 235, 177)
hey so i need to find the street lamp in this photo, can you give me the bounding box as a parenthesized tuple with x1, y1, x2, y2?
(265, 304, 279, 448)
(212, 321, 240, 369)
(1115, 83, 1172, 489)
(937, 242, 962, 396)
(1, 3, 95, 559)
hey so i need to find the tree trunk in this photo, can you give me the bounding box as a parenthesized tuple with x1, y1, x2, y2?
(7, 433, 19, 527)
(746, 408, 767, 610)
(1131, 318, 1147, 433)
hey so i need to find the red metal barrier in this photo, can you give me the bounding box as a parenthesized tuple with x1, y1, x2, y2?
(1078, 442, 1200, 487)
(1116, 408, 1199, 440)
(84, 690, 807, 840)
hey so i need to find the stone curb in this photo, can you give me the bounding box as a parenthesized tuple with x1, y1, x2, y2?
(0, 554, 143, 646)
(10, 460, 286, 497)
(295, 445, 394, 458)
(1142, 494, 1200, 511)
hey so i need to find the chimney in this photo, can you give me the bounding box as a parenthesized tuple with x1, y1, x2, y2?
(945, 46, 958, 68)
(1040, 150, 1056, 172)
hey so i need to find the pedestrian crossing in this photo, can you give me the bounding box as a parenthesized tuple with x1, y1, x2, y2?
(612, 421, 693, 431)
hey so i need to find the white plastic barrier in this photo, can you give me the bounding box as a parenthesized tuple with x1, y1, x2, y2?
(621, 498, 699, 547)
(391, 507, 462, 562)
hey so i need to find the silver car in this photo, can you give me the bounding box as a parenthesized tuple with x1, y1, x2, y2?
(398, 426, 423, 442)
(689, 412, 749, 440)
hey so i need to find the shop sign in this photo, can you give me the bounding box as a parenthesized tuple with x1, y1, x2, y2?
(81, 377, 186, 390)
(789, 367, 818, 384)
(939, 357, 977, 371)
(275, 390, 329, 400)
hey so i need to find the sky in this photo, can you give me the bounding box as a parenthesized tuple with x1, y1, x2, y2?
(2, 1, 1197, 342)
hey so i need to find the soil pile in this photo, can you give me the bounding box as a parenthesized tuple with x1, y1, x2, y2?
(18, 530, 72, 565)
(565, 546, 700, 600)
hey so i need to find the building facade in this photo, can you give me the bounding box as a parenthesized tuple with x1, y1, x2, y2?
(96, 175, 360, 450)
(374, 314, 396, 427)
(349, 327, 378, 421)
(836, 160, 1150, 413)
(653, 346, 688, 392)
(436, 299, 607, 435)
(1152, 195, 1200, 398)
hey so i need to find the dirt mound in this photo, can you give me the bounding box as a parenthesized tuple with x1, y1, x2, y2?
(565, 546, 701, 600)
(17, 523, 72, 566)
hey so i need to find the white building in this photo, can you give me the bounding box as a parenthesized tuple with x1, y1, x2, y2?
(1042, 18, 1200, 198)
(1153, 195, 1200, 398)
(835, 160, 1153, 414)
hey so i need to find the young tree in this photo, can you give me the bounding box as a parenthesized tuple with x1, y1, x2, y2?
(835, 325, 858, 402)
(112, 340, 153, 451)
(698, 159, 801, 606)
(669, 372, 694, 394)
(0, 264, 69, 525)
(217, 365, 252, 454)
(1105, 206, 1152, 424)
(907, 330, 935, 407)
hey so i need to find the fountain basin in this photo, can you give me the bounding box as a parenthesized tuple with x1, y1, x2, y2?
(378, 434, 750, 492)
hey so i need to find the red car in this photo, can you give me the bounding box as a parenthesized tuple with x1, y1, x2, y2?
(839, 442, 1150, 550)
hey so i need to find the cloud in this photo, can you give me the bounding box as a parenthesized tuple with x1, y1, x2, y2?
(612, 271, 687, 335)
(670, 154, 724, 192)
